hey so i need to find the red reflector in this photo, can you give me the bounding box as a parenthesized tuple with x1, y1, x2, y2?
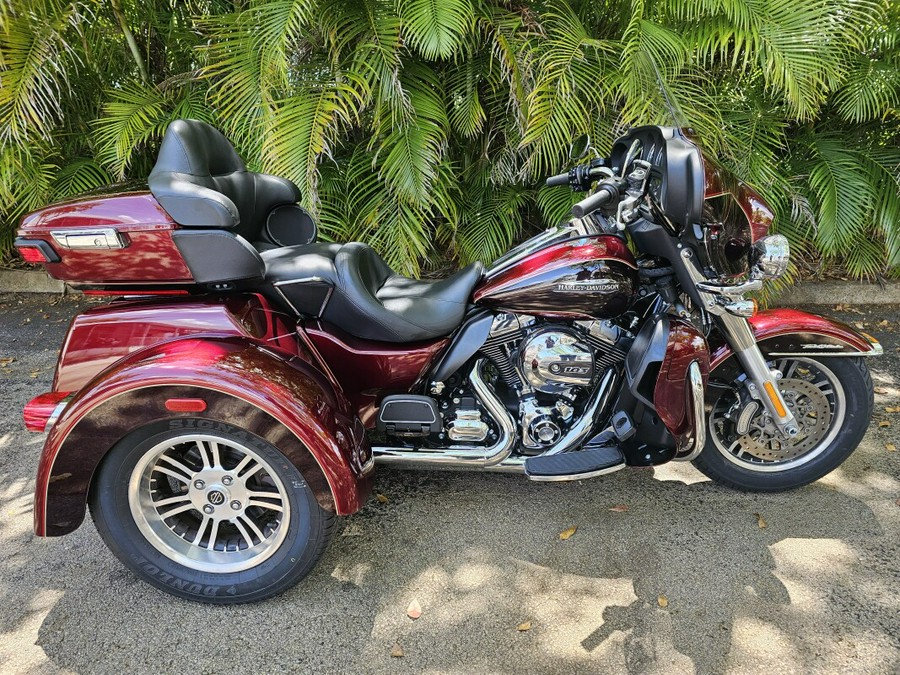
(165, 398, 207, 412)
(23, 391, 72, 432)
(18, 247, 49, 263)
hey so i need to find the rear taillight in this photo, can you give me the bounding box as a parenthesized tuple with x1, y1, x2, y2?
(18, 246, 50, 263)
(24, 392, 72, 433)
(14, 238, 60, 264)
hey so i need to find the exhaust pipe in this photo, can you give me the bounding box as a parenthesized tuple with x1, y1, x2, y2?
(372, 365, 620, 471)
(372, 360, 516, 468)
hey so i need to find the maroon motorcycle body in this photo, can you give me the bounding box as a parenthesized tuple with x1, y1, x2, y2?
(14, 120, 881, 603)
(473, 235, 638, 319)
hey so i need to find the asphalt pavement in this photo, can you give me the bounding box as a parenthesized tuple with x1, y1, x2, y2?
(0, 293, 898, 674)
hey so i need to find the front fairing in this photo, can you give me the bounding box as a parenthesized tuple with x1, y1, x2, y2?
(701, 157, 774, 278)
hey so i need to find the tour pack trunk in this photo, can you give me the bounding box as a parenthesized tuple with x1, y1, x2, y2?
(13, 188, 196, 293)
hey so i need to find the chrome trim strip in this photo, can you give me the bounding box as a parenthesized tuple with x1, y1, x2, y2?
(272, 276, 335, 316)
(675, 360, 706, 462)
(272, 276, 326, 286)
(319, 285, 334, 315)
(371, 359, 516, 468)
(272, 285, 302, 315)
(526, 462, 625, 482)
(50, 228, 127, 250)
(46, 395, 74, 431)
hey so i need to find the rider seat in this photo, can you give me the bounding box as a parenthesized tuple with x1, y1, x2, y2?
(263, 243, 483, 342)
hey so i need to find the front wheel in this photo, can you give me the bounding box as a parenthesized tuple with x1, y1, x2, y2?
(90, 420, 335, 603)
(693, 356, 874, 491)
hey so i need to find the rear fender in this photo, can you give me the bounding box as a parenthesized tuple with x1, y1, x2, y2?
(710, 308, 882, 371)
(35, 336, 372, 537)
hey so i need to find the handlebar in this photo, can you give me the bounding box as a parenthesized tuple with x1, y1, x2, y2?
(545, 172, 570, 187)
(571, 182, 619, 218)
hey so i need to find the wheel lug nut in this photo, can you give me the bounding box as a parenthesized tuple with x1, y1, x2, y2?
(194, 480, 205, 489)
(230, 500, 241, 511)
(203, 504, 215, 514)
(222, 475, 233, 486)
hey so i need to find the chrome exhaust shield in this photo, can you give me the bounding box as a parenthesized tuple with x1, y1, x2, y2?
(372, 360, 516, 468)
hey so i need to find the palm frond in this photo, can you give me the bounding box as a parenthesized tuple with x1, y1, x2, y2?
(398, 0, 474, 60)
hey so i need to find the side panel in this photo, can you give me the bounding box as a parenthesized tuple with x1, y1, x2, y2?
(53, 294, 299, 393)
(473, 236, 638, 320)
(303, 320, 448, 427)
(654, 318, 710, 449)
(710, 309, 880, 370)
(36, 336, 371, 536)
(17, 192, 192, 284)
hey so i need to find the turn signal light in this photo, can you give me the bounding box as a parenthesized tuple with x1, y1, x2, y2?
(24, 391, 72, 432)
(723, 299, 758, 317)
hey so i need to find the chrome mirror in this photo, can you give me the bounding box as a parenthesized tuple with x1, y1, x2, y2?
(569, 134, 591, 160)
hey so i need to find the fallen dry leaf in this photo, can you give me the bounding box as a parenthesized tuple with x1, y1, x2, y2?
(879, 421, 891, 428)
(853, 322, 866, 329)
(516, 620, 532, 632)
(878, 319, 890, 327)
(390, 643, 404, 658)
(886, 443, 897, 452)
(376, 494, 389, 504)
(754, 513, 767, 529)
(559, 525, 577, 540)
(885, 406, 900, 413)
(895, 498, 900, 507)
(29, 371, 39, 378)
(608, 504, 629, 513)
(875, 387, 889, 395)
(657, 595, 668, 608)
(406, 599, 422, 620)
(0, 357, 14, 366)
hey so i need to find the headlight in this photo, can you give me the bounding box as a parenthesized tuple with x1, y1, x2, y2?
(750, 235, 790, 279)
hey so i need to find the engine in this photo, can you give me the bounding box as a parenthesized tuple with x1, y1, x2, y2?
(467, 314, 630, 451)
(520, 330, 594, 394)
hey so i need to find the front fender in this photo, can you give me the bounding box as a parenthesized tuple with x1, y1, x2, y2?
(710, 308, 882, 371)
(35, 336, 372, 537)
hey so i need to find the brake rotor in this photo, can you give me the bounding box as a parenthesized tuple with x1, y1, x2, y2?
(737, 378, 832, 462)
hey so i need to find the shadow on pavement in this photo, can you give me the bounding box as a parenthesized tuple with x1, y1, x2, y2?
(22, 466, 895, 673)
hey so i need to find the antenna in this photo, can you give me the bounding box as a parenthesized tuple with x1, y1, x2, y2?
(649, 57, 685, 128)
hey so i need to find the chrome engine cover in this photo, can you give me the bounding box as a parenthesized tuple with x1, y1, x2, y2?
(520, 329, 594, 394)
(447, 409, 490, 442)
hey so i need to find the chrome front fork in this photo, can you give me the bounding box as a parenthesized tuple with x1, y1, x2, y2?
(715, 312, 799, 439)
(679, 248, 799, 440)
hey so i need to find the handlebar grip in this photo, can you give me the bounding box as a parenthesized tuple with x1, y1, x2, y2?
(545, 172, 570, 187)
(571, 186, 614, 218)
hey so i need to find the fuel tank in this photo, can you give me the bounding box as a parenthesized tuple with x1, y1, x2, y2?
(473, 235, 637, 319)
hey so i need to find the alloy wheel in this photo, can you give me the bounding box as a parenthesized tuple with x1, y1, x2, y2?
(127, 433, 290, 573)
(708, 358, 846, 473)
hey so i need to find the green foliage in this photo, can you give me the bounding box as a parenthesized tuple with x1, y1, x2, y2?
(1, 0, 898, 277)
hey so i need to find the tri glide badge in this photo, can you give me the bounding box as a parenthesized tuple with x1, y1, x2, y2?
(555, 280, 621, 293)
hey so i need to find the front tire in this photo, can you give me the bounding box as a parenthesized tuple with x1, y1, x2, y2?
(693, 357, 874, 491)
(90, 420, 335, 603)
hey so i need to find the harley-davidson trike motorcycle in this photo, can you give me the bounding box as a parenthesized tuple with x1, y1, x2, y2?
(16, 120, 881, 603)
